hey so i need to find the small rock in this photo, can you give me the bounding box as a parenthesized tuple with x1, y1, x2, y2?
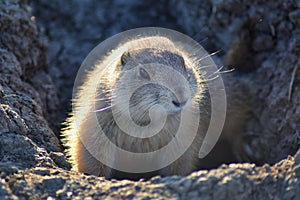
(49, 152, 72, 170)
(289, 10, 300, 27)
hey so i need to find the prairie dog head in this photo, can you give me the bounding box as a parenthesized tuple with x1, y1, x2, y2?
(112, 45, 201, 126)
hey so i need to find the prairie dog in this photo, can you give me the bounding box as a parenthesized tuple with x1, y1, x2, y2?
(62, 35, 248, 179)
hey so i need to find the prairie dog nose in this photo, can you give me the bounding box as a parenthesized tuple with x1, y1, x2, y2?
(172, 99, 187, 107)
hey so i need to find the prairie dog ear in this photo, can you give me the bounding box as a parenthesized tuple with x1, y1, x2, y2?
(121, 51, 131, 66)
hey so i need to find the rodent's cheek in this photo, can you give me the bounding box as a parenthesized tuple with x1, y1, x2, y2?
(151, 104, 166, 116)
(157, 91, 171, 101)
(158, 94, 175, 108)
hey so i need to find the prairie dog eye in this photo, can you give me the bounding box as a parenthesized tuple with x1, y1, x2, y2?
(139, 67, 150, 80)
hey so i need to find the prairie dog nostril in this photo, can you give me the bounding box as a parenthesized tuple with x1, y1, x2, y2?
(172, 100, 187, 107)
